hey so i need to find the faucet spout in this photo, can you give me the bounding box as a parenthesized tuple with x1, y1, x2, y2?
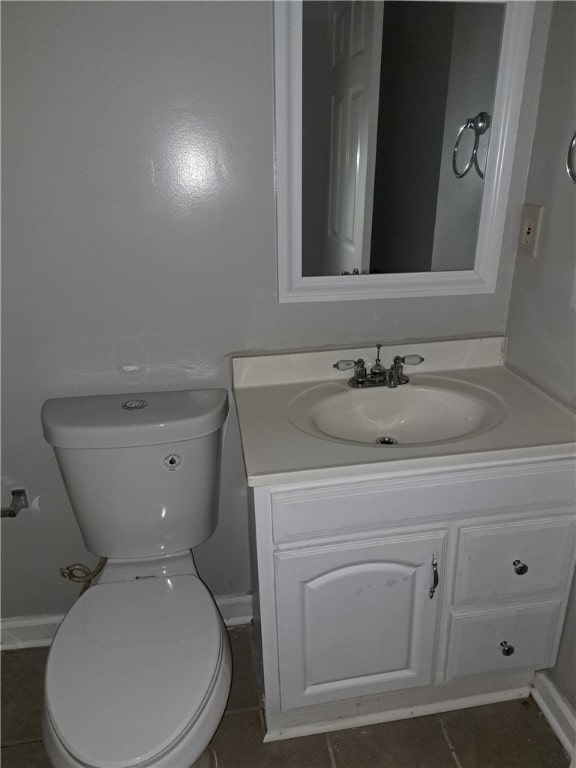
(371, 343, 386, 376)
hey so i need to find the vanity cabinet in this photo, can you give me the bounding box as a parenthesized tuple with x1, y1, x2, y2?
(250, 459, 576, 738)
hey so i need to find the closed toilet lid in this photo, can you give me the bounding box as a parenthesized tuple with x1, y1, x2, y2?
(45, 575, 224, 768)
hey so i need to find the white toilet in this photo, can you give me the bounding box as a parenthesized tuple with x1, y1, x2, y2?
(40, 389, 232, 768)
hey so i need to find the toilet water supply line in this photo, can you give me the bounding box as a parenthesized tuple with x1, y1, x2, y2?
(60, 558, 107, 594)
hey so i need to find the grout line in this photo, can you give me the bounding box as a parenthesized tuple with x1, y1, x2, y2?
(438, 714, 465, 768)
(1, 738, 44, 748)
(325, 732, 339, 768)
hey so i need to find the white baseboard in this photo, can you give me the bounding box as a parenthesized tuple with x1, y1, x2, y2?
(532, 670, 576, 760)
(215, 593, 253, 627)
(1, 592, 253, 650)
(263, 687, 531, 742)
(1, 614, 64, 650)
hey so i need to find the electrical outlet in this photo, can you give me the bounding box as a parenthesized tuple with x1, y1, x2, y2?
(517, 204, 544, 259)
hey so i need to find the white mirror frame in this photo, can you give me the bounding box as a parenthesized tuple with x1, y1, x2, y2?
(276, 1, 536, 303)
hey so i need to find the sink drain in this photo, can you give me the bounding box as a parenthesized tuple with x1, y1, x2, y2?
(376, 435, 398, 445)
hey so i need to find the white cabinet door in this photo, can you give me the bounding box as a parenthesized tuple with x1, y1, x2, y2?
(274, 531, 447, 711)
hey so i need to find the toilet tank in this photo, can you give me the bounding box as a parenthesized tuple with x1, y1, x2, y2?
(41, 389, 228, 559)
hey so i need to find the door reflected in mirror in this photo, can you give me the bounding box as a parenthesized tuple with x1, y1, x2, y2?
(302, 1, 504, 277)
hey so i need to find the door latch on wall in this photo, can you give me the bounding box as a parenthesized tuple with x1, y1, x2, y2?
(1, 489, 29, 518)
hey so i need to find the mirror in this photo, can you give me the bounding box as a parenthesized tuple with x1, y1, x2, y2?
(302, 2, 503, 277)
(275, 1, 537, 302)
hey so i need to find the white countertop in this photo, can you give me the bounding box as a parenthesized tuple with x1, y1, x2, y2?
(232, 338, 575, 487)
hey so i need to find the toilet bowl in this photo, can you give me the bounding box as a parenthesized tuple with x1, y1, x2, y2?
(42, 571, 231, 768)
(40, 389, 232, 768)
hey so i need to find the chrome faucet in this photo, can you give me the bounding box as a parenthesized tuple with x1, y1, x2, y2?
(333, 345, 424, 388)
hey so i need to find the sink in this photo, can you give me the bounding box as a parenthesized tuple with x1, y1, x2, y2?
(287, 376, 505, 447)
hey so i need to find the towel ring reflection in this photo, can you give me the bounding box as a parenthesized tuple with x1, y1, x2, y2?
(453, 111, 491, 179)
(567, 131, 576, 184)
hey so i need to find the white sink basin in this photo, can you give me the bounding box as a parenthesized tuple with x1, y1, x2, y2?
(287, 376, 505, 447)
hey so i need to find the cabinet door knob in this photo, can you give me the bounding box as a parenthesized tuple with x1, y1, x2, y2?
(500, 641, 515, 656)
(513, 559, 528, 575)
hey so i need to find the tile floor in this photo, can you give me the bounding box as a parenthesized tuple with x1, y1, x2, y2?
(1, 624, 570, 768)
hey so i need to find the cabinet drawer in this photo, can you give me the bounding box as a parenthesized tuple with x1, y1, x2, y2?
(445, 602, 561, 683)
(454, 517, 576, 605)
(268, 465, 575, 544)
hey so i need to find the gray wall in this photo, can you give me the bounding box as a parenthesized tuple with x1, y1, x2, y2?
(506, 2, 576, 409)
(0, 1, 539, 621)
(505, 1, 576, 711)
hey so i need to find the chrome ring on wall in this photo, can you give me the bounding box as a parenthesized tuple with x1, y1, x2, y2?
(567, 131, 576, 184)
(452, 111, 491, 179)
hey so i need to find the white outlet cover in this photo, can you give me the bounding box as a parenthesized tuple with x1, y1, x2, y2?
(518, 204, 544, 259)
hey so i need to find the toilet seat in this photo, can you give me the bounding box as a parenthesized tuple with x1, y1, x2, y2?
(45, 575, 224, 768)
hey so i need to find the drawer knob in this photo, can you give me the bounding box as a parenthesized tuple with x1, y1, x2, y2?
(513, 559, 528, 575)
(500, 641, 515, 656)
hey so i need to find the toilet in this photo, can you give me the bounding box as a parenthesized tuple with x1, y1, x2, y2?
(40, 389, 232, 768)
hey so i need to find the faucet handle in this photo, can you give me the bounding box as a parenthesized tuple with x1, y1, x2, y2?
(333, 359, 359, 371)
(391, 353, 424, 386)
(401, 354, 425, 365)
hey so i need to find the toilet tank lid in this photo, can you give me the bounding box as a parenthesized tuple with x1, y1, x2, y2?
(42, 389, 228, 448)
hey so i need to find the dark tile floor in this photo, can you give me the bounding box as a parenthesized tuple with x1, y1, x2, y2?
(1, 624, 570, 768)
